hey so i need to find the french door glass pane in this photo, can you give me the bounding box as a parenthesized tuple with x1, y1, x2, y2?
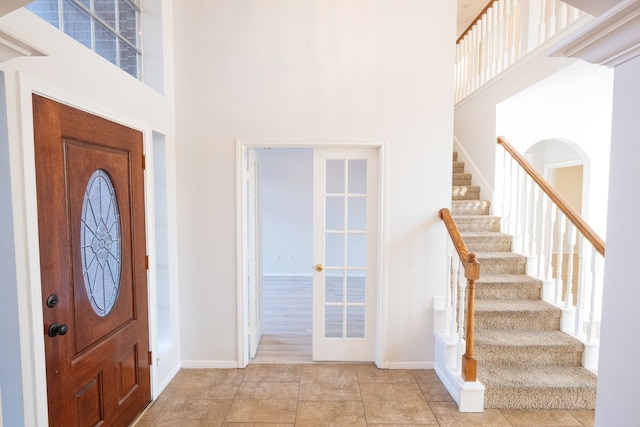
(348, 159, 367, 193)
(325, 306, 343, 338)
(346, 306, 365, 338)
(347, 197, 366, 230)
(325, 233, 344, 267)
(326, 160, 344, 193)
(347, 234, 366, 267)
(326, 196, 344, 230)
(347, 273, 365, 303)
(325, 273, 343, 303)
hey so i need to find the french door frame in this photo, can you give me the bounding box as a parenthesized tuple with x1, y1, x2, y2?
(236, 140, 388, 368)
(11, 75, 163, 426)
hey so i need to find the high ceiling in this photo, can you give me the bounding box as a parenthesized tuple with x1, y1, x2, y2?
(457, 0, 492, 38)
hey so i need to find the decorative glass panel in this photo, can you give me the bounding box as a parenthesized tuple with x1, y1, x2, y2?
(81, 170, 122, 317)
(326, 196, 344, 231)
(347, 197, 366, 230)
(325, 273, 344, 303)
(325, 306, 343, 338)
(63, 0, 92, 48)
(346, 306, 365, 338)
(348, 159, 367, 193)
(326, 160, 344, 193)
(325, 233, 344, 267)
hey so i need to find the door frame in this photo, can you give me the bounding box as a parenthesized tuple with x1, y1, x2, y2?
(13, 74, 162, 426)
(235, 140, 388, 368)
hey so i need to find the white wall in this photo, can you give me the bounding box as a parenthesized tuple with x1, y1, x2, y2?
(0, 2, 180, 423)
(172, 0, 456, 367)
(496, 61, 613, 236)
(595, 53, 640, 427)
(261, 148, 313, 276)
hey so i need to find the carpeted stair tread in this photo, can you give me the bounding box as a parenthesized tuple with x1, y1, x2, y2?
(453, 151, 458, 162)
(475, 299, 561, 331)
(453, 172, 472, 185)
(460, 232, 512, 252)
(453, 161, 465, 173)
(475, 329, 583, 351)
(475, 330, 584, 367)
(474, 252, 527, 274)
(451, 200, 491, 215)
(478, 365, 597, 409)
(475, 274, 542, 300)
(452, 185, 481, 200)
(453, 215, 501, 232)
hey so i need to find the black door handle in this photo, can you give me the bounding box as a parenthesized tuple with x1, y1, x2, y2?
(48, 323, 68, 337)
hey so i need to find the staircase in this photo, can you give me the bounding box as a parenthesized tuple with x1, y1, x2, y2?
(451, 151, 597, 409)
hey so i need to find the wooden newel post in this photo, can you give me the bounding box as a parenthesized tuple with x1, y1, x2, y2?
(462, 254, 480, 382)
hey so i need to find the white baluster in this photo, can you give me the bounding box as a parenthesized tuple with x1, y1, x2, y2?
(564, 223, 576, 309)
(534, 187, 545, 278)
(574, 238, 588, 339)
(554, 213, 566, 305)
(457, 262, 467, 372)
(557, 0, 568, 34)
(543, 200, 556, 281)
(449, 255, 459, 340)
(497, 0, 506, 73)
(521, 175, 531, 256)
(586, 251, 601, 344)
(500, 148, 510, 232)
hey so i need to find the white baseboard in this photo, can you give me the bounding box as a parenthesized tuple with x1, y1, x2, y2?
(381, 361, 435, 370)
(181, 360, 240, 369)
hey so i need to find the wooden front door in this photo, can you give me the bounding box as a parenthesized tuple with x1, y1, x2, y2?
(33, 94, 150, 426)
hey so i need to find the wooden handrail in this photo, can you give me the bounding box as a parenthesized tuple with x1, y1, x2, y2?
(497, 136, 605, 256)
(457, 0, 499, 44)
(439, 208, 479, 382)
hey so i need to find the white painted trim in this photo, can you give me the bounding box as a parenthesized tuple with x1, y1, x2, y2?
(181, 360, 239, 369)
(263, 273, 313, 278)
(14, 73, 164, 425)
(548, 0, 640, 67)
(236, 139, 388, 369)
(381, 361, 435, 370)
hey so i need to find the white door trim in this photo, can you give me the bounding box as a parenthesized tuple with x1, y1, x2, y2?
(12, 73, 165, 425)
(236, 140, 388, 368)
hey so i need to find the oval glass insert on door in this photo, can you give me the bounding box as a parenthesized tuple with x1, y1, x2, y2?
(80, 169, 122, 316)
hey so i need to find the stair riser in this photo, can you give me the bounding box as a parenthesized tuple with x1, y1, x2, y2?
(476, 258, 526, 274)
(453, 217, 500, 232)
(453, 161, 465, 173)
(475, 313, 560, 331)
(476, 346, 583, 367)
(475, 284, 540, 300)
(484, 389, 596, 410)
(451, 201, 490, 215)
(453, 152, 458, 162)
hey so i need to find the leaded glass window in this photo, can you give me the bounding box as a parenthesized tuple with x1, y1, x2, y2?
(81, 170, 122, 317)
(25, 0, 141, 78)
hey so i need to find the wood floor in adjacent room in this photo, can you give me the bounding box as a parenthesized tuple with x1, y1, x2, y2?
(252, 276, 313, 363)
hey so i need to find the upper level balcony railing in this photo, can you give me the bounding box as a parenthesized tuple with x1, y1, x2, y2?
(455, 0, 587, 103)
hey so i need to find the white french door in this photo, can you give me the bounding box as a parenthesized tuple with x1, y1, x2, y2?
(312, 148, 378, 361)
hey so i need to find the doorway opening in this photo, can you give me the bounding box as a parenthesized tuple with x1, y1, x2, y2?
(238, 143, 382, 367)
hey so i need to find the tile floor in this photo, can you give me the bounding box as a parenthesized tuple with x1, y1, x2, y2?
(134, 363, 595, 426)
